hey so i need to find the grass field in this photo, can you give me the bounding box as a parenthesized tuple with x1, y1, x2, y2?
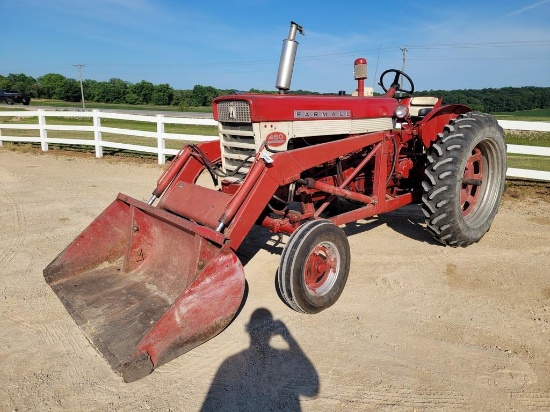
(1, 105, 548, 171)
(3, 100, 549, 118)
(494, 108, 550, 121)
(27, 99, 213, 113)
(494, 109, 550, 172)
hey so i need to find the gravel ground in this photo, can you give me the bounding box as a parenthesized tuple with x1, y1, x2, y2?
(1, 147, 549, 411)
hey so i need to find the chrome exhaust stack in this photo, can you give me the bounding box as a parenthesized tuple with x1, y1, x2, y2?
(275, 21, 304, 94)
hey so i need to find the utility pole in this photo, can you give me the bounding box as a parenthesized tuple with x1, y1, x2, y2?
(400, 47, 408, 72)
(74, 64, 86, 109)
(399, 47, 408, 90)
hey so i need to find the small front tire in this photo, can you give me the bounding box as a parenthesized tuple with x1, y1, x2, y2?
(277, 220, 350, 314)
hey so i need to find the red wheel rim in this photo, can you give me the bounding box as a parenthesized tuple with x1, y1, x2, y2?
(461, 146, 483, 217)
(304, 242, 339, 295)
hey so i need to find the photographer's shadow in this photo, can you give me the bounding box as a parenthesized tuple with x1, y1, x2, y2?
(200, 308, 319, 412)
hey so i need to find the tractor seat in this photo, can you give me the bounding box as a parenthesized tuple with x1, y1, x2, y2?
(409, 96, 438, 118)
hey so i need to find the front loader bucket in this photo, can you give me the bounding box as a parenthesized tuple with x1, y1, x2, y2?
(44, 194, 245, 382)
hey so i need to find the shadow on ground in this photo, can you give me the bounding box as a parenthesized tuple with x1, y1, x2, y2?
(344, 204, 439, 245)
(236, 203, 438, 269)
(200, 308, 319, 411)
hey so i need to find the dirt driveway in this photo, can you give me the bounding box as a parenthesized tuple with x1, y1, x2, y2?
(1, 148, 549, 411)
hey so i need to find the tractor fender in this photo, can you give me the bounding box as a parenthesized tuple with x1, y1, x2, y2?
(417, 104, 471, 148)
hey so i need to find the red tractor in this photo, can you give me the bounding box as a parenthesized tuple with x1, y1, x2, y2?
(44, 22, 506, 381)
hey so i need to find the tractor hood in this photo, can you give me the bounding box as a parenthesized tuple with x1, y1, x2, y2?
(213, 94, 399, 123)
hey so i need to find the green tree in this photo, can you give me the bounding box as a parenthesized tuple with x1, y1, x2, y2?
(82, 79, 102, 102)
(171, 89, 194, 108)
(124, 93, 140, 104)
(191, 84, 227, 106)
(151, 83, 173, 105)
(103, 78, 129, 103)
(5, 68, 550, 111)
(0, 73, 38, 96)
(38, 73, 70, 99)
(131, 80, 155, 104)
(60, 78, 82, 102)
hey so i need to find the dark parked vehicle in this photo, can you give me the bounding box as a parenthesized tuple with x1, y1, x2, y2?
(0, 90, 30, 105)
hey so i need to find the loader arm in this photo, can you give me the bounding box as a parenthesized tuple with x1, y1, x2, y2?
(224, 130, 390, 249)
(150, 128, 393, 251)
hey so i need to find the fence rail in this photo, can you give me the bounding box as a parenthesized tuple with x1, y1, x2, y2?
(0, 109, 549, 181)
(0, 109, 217, 165)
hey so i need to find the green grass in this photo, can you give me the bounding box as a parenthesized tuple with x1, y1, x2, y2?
(28, 99, 213, 113)
(507, 154, 550, 171)
(504, 131, 550, 147)
(5, 100, 550, 118)
(507, 154, 550, 172)
(0, 112, 218, 142)
(0, 107, 27, 112)
(493, 108, 550, 121)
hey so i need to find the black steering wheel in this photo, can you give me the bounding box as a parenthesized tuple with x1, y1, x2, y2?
(379, 69, 414, 97)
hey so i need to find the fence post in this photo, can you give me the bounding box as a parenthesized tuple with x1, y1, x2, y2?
(156, 114, 165, 165)
(38, 109, 48, 152)
(93, 109, 103, 158)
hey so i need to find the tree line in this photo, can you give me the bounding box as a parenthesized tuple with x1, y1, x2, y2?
(0, 73, 234, 108)
(1, 72, 550, 113)
(414, 87, 550, 113)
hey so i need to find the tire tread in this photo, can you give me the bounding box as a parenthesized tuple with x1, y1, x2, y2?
(421, 112, 506, 247)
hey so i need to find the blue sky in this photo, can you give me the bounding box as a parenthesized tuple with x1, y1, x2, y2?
(2, 0, 550, 93)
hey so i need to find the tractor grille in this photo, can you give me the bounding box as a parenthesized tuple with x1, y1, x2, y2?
(219, 121, 258, 181)
(216, 100, 258, 180)
(217, 101, 251, 123)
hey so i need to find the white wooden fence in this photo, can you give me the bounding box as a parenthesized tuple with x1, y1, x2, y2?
(0, 109, 218, 165)
(0, 109, 549, 181)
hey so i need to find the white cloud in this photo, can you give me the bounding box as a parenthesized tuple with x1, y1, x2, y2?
(505, 0, 550, 17)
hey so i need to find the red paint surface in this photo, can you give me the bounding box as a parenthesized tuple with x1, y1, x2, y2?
(214, 94, 398, 122)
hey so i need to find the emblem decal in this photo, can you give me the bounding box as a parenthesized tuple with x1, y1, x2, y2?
(228, 102, 237, 120)
(266, 131, 287, 147)
(294, 110, 351, 119)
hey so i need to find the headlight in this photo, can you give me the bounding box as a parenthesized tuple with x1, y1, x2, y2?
(395, 104, 408, 119)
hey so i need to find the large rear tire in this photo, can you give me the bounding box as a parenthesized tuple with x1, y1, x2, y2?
(277, 220, 350, 313)
(422, 112, 506, 247)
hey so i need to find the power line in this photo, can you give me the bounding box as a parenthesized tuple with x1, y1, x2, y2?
(407, 56, 550, 61)
(12, 40, 546, 74)
(404, 40, 550, 50)
(4, 40, 549, 82)
(80, 55, 550, 78)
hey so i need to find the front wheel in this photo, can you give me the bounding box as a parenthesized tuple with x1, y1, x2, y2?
(277, 220, 350, 313)
(422, 112, 506, 247)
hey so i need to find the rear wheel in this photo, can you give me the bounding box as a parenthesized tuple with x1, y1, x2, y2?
(422, 112, 506, 246)
(277, 220, 350, 313)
